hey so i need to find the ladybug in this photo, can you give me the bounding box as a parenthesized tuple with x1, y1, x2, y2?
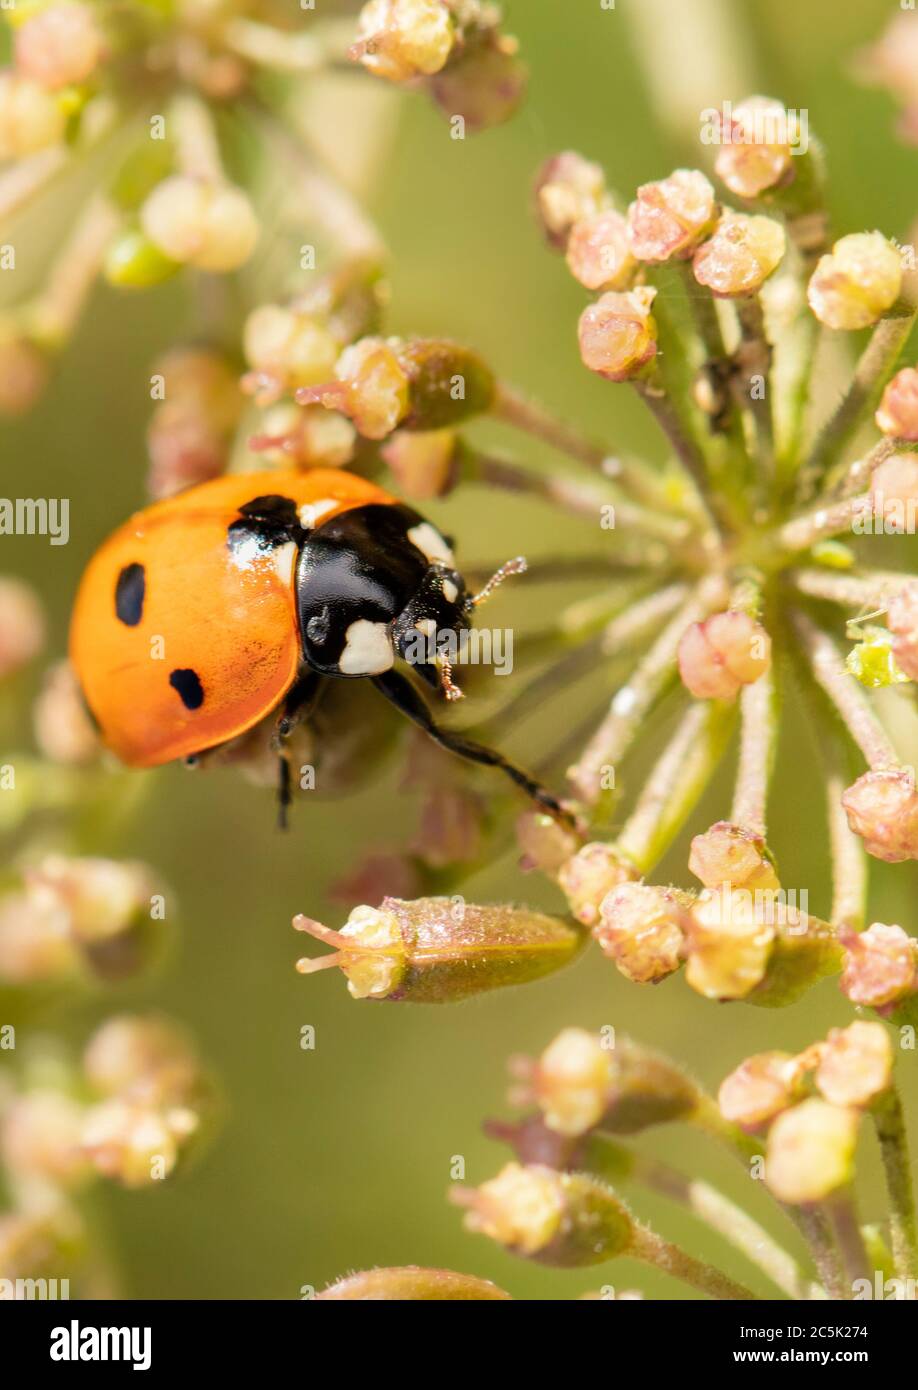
(70, 468, 571, 826)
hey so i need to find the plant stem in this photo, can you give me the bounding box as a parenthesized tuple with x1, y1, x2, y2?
(789, 567, 907, 611)
(873, 1089, 918, 1281)
(735, 295, 775, 484)
(800, 311, 917, 499)
(791, 609, 901, 770)
(27, 196, 119, 349)
(828, 1192, 872, 1292)
(777, 492, 869, 552)
(629, 1223, 759, 1300)
(632, 375, 727, 535)
(731, 662, 779, 835)
(491, 380, 612, 469)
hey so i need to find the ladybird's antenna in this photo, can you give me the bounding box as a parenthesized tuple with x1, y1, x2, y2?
(437, 653, 464, 702)
(468, 555, 528, 608)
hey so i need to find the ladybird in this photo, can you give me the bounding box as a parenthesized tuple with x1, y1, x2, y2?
(70, 469, 571, 826)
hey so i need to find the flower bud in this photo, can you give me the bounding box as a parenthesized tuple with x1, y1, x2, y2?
(516, 809, 581, 880)
(80, 1097, 191, 1188)
(243, 303, 341, 401)
(1, 1089, 88, 1187)
(593, 881, 686, 983)
(317, 1266, 511, 1300)
(626, 169, 718, 263)
(0, 891, 78, 984)
(297, 337, 495, 440)
(714, 97, 798, 199)
(83, 1015, 200, 1105)
(380, 427, 459, 498)
(814, 1021, 893, 1109)
(0, 322, 50, 415)
(0, 576, 45, 678)
(557, 841, 636, 927)
(689, 821, 780, 891)
(0, 72, 66, 158)
(430, 31, 526, 133)
(685, 888, 775, 999)
(25, 855, 152, 945)
(565, 210, 636, 292)
(528, 1027, 699, 1137)
(294, 896, 585, 1002)
(876, 367, 918, 439)
(141, 176, 259, 273)
(765, 1099, 859, 1204)
(869, 452, 918, 533)
(577, 288, 658, 382)
(846, 626, 909, 689)
(452, 1162, 633, 1266)
(33, 659, 100, 764)
(249, 403, 356, 471)
(842, 769, 918, 863)
(350, 0, 455, 83)
(104, 228, 181, 289)
(678, 611, 771, 700)
(807, 232, 903, 330)
(886, 585, 918, 680)
(718, 1052, 802, 1130)
(15, 4, 105, 90)
(692, 213, 785, 298)
(534, 152, 607, 250)
(839, 922, 918, 1010)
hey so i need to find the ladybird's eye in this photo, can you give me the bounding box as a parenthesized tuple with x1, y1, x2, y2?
(169, 668, 205, 711)
(115, 563, 145, 626)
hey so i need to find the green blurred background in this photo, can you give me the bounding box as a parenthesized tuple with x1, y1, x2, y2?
(2, 0, 918, 1298)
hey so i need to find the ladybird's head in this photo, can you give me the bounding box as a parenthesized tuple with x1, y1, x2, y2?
(392, 557, 527, 701)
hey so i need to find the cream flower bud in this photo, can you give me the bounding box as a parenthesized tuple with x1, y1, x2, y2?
(15, 4, 105, 90)
(692, 213, 785, 298)
(887, 583, 918, 681)
(33, 660, 100, 764)
(876, 367, 918, 439)
(839, 922, 918, 1009)
(25, 855, 151, 944)
(565, 210, 636, 292)
(80, 1098, 185, 1188)
(1, 1089, 87, 1186)
(250, 402, 356, 470)
(533, 1028, 613, 1136)
(593, 881, 686, 983)
(83, 1015, 199, 1103)
(807, 232, 903, 330)
(0, 72, 66, 158)
(714, 97, 797, 199)
(516, 810, 581, 880)
(765, 1099, 859, 1204)
(689, 821, 780, 891)
(718, 1052, 802, 1130)
(295, 897, 585, 1002)
(842, 769, 918, 863)
(678, 611, 771, 700)
(0, 576, 45, 677)
(141, 176, 259, 273)
(627, 169, 718, 263)
(0, 892, 78, 983)
(380, 427, 459, 498)
(577, 288, 658, 382)
(317, 1267, 511, 1300)
(534, 151, 607, 250)
(814, 1022, 893, 1108)
(453, 1162, 634, 1266)
(351, 0, 455, 83)
(685, 888, 775, 999)
(557, 841, 635, 927)
(869, 452, 918, 532)
(243, 304, 340, 395)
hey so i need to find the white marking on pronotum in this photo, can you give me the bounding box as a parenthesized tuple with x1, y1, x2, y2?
(272, 541, 297, 586)
(338, 619, 394, 675)
(408, 522, 454, 566)
(298, 498, 339, 529)
(441, 578, 459, 603)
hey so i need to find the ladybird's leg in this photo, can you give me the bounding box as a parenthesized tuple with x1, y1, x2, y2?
(371, 670, 578, 832)
(274, 671, 324, 829)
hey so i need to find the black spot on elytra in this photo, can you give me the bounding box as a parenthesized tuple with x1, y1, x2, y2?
(115, 563, 145, 626)
(169, 668, 204, 711)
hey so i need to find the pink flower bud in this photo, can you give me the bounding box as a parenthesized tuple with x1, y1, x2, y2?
(842, 769, 918, 863)
(0, 72, 66, 157)
(33, 660, 99, 764)
(627, 169, 718, 263)
(429, 32, 527, 134)
(593, 881, 686, 983)
(557, 841, 636, 926)
(814, 1021, 893, 1108)
(807, 232, 903, 330)
(515, 810, 581, 879)
(0, 576, 45, 678)
(876, 367, 918, 439)
(15, 4, 105, 91)
(718, 1051, 802, 1130)
(577, 287, 658, 382)
(677, 611, 771, 700)
(869, 452, 918, 532)
(689, 821, 780, 890)
(1, 1090, 87, 1187)
(381, 427, 458, 498)
(0, 325, 49, 416)
(765, 1099, 859, 1204)
(534, 152, 607, 250)
(839, 922, 918, 1009)
(692, 213, 785, 298)
(714, 97, 798, 199)
(565, 210, 636, 291)
(887, 583, 918, 681)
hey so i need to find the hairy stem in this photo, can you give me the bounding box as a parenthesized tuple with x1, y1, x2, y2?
(629, 1223, 759, 1300)
(873, 1089, 918, 1282)
(791, 609, 901, 770)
